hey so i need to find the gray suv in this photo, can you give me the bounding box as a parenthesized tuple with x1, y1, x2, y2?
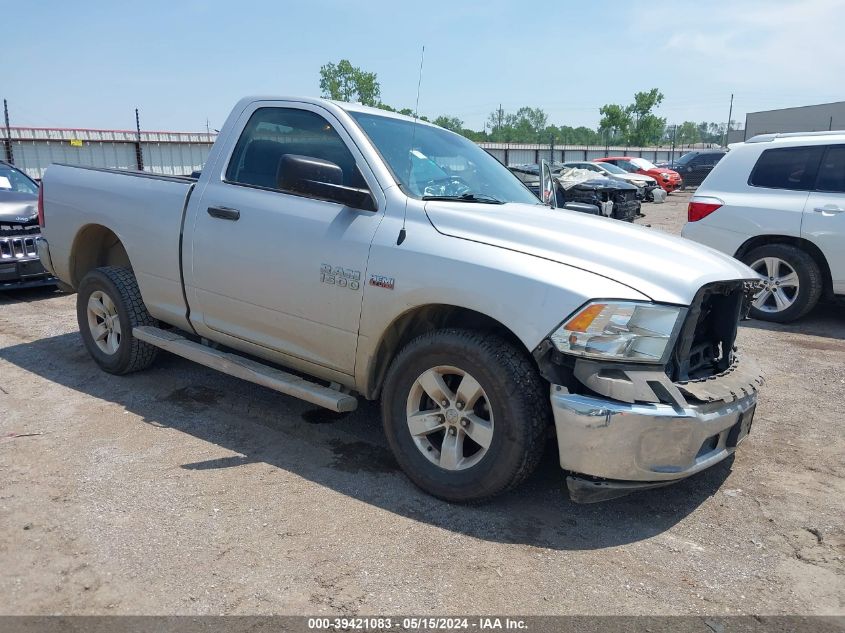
(0, 162, 54, 289)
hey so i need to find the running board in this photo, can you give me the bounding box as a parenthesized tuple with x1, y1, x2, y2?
(133, 326, 358, 413)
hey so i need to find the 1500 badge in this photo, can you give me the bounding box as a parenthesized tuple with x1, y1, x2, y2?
(320, 264, 361, 290)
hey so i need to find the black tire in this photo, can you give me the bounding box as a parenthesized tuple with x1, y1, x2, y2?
(381, 328, 549, 503)
(741, 244, 823, 323)
(76, 266, 159, 374)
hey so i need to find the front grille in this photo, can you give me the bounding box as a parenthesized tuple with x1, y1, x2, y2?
(0, 223, 40, 237)
(668, 281, 748, 381)
(0, 235, 38, 259)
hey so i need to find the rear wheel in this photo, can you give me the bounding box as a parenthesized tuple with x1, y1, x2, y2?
(381, 329, 549, 502)
(76, 266, 159, 374)
(742, 244, 823, 323)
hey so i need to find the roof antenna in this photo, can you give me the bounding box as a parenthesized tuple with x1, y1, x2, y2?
(397, 44, 425, 246)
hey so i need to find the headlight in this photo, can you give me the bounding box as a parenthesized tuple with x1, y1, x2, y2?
(660, 172, 670, 179)
(550, 301, 683, 362)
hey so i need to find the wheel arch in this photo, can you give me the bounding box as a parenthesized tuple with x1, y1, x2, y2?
(363, 304, 531, 400)
(68, 224, 131, 289)
(735, 234, 833, 296)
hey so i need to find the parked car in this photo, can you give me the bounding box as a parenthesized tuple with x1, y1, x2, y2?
(509, 163, 642, 221)
(38, 97, 762, 503)
(663, 149, 727, 188)
(682, 131, 845, 323)
(595, 157, 683, 193)
(561, 161, 666, 202)
(0, 161, 54, 289)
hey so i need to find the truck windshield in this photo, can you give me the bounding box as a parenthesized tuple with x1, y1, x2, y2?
(349, 112, 540, 205)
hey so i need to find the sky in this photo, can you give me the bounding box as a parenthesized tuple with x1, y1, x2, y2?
(4, 0, 845, 133)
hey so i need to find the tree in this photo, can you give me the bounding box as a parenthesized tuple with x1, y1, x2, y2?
(598, 104, 630, 144)
(514, 107, 548, 139)
(626, 89, 665, 146)
(599, 89, 666, 146)
(558, 125, 603, 145)
(676, 121, 701, 145)
(482, 106, 551, 142)
(319, 60, 381, 106)
(433, 115, 464, 133)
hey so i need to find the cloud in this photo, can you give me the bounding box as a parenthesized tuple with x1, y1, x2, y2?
(658, 0, 845, 94)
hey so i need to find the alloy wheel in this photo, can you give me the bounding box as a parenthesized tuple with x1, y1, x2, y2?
(87, 290, 122, 354)
(750, 256, 800, 313)
(405, 365, 494, 471)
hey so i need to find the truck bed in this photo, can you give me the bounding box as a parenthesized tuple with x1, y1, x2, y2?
(42, 164, 196, 329)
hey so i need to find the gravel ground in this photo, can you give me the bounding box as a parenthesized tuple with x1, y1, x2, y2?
(0, 191, 843, 615)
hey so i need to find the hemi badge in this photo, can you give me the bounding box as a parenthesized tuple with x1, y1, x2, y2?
(369, 274, 395, 290)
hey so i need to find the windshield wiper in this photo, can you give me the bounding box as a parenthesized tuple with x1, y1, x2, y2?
(421, 192, 505, 204)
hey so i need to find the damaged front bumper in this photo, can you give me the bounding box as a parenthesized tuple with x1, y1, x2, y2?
(550, 357, 763, 503)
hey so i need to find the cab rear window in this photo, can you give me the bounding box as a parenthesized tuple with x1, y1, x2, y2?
(748, 146, 823, 191)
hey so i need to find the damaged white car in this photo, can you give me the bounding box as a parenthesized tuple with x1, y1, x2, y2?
(562, 161, 667, 203)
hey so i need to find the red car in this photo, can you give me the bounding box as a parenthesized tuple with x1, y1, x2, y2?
(594, 157, 683, 193)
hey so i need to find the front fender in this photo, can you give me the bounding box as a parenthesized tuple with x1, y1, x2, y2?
(353, 215, 649, 395)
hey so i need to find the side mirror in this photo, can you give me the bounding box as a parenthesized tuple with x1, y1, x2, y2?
(276, 154, 376, 211)
(540, 160, 558, 209)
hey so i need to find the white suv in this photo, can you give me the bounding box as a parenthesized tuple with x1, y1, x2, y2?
(682, 131, 845, 322)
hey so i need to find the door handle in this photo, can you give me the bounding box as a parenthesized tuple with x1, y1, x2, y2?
(813, 205, 845, 214)
(207, 206, 240, 221)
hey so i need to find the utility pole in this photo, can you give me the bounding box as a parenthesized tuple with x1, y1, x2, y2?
(134, 108, 144, 171)
(670, 124, 677, 165)
(723, 93, 734, 147)
(3, 99, 13, 165)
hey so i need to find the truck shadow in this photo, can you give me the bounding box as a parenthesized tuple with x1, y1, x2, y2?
(740, 301, 844, 342)
(0, 332, 733, 551)
(0, 285, 63, 305)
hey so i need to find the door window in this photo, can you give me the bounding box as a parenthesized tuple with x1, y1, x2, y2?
(815, 145, 845, 193)
(225, 107, 365, 192)
(749, 146, 824, 190)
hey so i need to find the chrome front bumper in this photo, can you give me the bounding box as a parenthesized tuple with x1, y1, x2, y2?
(551, 385, 758, 499)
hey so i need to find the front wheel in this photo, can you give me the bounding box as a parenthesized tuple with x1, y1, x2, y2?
(76, 266, 159, 374)
(381, 329, 550, 502)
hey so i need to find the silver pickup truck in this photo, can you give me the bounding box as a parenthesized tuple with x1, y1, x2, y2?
(37, 97, 763, 503)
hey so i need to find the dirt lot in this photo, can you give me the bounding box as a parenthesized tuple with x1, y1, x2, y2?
(1, 191, 843, 615)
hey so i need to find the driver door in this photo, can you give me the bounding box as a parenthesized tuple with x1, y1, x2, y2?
(187, 103, 383, 375)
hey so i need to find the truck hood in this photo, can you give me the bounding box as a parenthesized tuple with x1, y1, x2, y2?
(0, 192, 38, 224)
(424, 201, 756, 305)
